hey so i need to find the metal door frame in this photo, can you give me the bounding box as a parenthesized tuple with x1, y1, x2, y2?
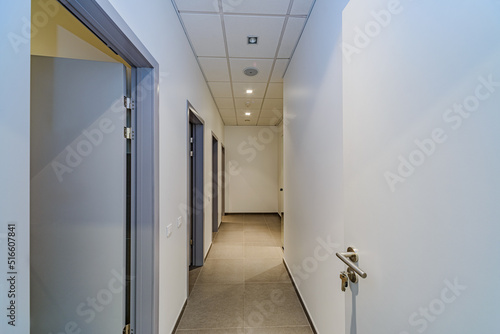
(57, 1, 160, 333)
(211, 133, 219, 233)
(187, 105, 205, 268)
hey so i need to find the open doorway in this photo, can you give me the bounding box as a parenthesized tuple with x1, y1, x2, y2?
(188, 106, 204, 270)
(29, 1, 159, 333)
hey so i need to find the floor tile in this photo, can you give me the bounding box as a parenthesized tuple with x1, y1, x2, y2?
(245, 243, 282, 259)
(219, 223, 245, 231)
(244, 223, 270, 232)
(244, 230, 274, 243)
(178, 284, 244, 329)
(244, 327, 313, 334)
(189, 267, 202, 295)
(176, 329, 243, 334)
(208, 243, 245, 259)
(244, 283, 309, 327)
(197, 259, 245, 284)
(223, 214, 246, 223)
(245, 214, 267, 223)
(215, 231, 245, 243)
(245, 259, 290, 283)
(178, 214, 312, 333)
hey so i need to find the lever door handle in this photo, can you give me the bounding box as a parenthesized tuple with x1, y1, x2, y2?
(336, 247, 367, 279)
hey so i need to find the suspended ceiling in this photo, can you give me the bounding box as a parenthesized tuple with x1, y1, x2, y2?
(172, 0, 315, 126)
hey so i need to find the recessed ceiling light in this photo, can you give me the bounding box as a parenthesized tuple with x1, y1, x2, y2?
(246, 89, 253, 94)
(245, 112, 251, 116)
(247, 36, 258, 45)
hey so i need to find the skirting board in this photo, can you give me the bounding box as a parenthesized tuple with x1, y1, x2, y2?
(283, 259, 319, 334)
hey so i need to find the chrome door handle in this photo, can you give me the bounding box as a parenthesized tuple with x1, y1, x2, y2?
(336, 247, 367, 279)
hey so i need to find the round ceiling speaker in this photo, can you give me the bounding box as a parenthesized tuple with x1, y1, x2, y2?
(243, 67, 259, 76)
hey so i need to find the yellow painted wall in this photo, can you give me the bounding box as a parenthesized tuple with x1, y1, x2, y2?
(31, 0, 128, 66)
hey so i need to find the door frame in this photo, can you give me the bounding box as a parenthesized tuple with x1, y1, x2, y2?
(221, 144, 226, 217)
(211, 133, 219, 233)
(57, 1, 160, 333)
(187, 105, 205, 268)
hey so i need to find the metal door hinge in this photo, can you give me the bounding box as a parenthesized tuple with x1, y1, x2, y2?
(124, 127, 134, 140)
(190, 239, 193, 245)
(190, 137, 193, 143)
(190, 151, 193, 157)
(124, 96, 134, 109)
(123, 324, 131, 334)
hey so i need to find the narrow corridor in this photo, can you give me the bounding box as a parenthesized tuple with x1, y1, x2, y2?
(175, 214, 313, 333)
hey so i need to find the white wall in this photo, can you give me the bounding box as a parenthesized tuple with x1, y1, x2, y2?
(66, 0, 224, 332)
(225, 126, 279, 213)
(0, 2, 31, 334)
(283, 0, 349, 333)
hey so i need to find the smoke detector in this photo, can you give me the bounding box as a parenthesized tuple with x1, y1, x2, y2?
(243, 67, 259, 77)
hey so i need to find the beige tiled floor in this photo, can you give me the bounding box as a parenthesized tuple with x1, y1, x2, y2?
(176, 214, 313, 334)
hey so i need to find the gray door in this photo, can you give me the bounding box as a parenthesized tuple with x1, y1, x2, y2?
(212, 136, 219, 232)
(30, 56, 127, 333)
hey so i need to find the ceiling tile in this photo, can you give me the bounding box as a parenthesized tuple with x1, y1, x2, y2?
(181, 14, 225, 57)
(257, 117, 281, 126)
(224, 16, 285, 58)
(234, 98, 263, 110)
(278, 17, 306, 58)
(262, 98, 283, 109)
(208, 82, 232, 97)
(266, 83, 283, 98)
(198, 57, 230, 81)
(230, 58, 274, 83)
(260, 109, 283, 118)
(215, 97, 234, 109)
(290, 0, 315, 15)
(174, 0, 219, 13)
(237, 117, 258, 126)
(219, 108, 237, 118)
(270, 59, 289, 82)
(232, 82, 267, 98)
(222, 0, 291, 15)
(223, 118, 238, 126)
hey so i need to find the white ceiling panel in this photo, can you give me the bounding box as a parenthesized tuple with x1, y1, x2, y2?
(198, 57, 230, 81)
(262, 98, 283, 110)
(215, 97, 235, 109)
(257, 117, 281, 126)
(219, 108, 237, 117)
(270, 59, 289, 82)
(222, 0, 291, 15)
(224, 16, 285, 58)
(208, 82, 233, 97)
(230, 58, 274, 83)
(290, 0, 315, 15)
(223, 118, 238, 126)
(181, 14, 225, 57)
(234, 98, 263, 110)
(260, 109, 283, 118)
(175, 0, 219, 13)
(232, 82, 268, 98)
(278, 17, 306, 58)
(266, 83, 283, 98)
